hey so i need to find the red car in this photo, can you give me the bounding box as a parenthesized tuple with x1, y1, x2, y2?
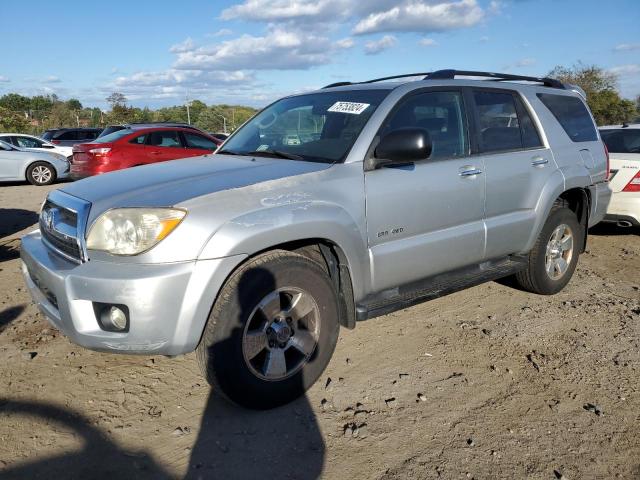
(71, 126, 222, 179)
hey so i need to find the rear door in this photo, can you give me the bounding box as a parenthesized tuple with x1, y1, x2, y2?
(365, 89, 486, 292)
(145, 130, 187, 163)
(471, 88, 554, 258)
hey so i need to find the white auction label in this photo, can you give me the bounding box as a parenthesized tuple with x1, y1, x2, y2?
(327, 102, 370, 115)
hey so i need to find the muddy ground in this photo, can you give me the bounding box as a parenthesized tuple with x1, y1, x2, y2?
(0, 181, 638, 479)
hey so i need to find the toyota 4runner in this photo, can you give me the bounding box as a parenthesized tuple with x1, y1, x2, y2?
(21, 70, 612, 409)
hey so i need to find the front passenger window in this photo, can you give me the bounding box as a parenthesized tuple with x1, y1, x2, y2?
(381, 91, 468, 160)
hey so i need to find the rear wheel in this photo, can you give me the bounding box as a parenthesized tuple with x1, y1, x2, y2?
(514, 203, 582, 295)
(197, 250, 340, 409)
(26, 162, 56, 186)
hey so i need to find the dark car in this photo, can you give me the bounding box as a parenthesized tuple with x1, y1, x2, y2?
(41, 128, 102, 147)
(209, 132, 229, 141)
(97, 122, 206, 138)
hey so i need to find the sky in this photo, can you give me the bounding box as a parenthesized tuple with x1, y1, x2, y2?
(0, 0, 638, 109)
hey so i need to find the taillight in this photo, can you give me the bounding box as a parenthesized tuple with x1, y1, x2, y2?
(604, 144, 610, 179)
(89, 147, 112, 156)
(622, 171, 640, 192)
(51, 140, 61, 145)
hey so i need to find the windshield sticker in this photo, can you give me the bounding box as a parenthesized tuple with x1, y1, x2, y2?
(256, 144, 270, 151)
(327, 102, 370, 115)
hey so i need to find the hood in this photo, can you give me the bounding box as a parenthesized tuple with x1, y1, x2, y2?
(61, 154, 332, 219)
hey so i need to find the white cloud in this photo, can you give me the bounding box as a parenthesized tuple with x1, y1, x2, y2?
(212, 28, 233, 37)
(43, 75, 61, 83)
(419, 38, 438, 47)
(478, 35, 489, 43)
(353, 0, 484, 35)
(335, 37, 355, 49)
(608, 64, 640, 76)
(173, 29, 351, 71)
(608, 64, 640, 99)
(613, 43, 640, 52)
(514, 58, 535, 67)
(365, 35, 397, 54)
(169, 38, 195, 53)
(0, 75, 9, 83)
(221, 0, 348, 22)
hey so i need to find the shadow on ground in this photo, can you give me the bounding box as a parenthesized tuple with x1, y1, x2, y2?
(0, 305, 24, 334)
(589, 223, 639, 236)
(0, 209, 39, 239)
(0, 399, 171, 479)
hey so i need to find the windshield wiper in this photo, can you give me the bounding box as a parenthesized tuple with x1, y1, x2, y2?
(216, 149, 244, 156)
(246, 149, 303, 160)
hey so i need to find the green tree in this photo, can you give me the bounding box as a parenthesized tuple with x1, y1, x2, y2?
(66, 98, 83, 111)
(548, 63, 636, 125)
(106, 92, 127, 108)
(0, 93, 31, 113)
(0, 106, 29, 132)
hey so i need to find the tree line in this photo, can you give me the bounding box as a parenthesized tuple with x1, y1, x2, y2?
(0, 63, 638, 135)
(0, 92, 258, 135)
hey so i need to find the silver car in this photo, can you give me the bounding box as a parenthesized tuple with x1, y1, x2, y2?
(0, 139, 70, 185)
(21, 69, 611, 408)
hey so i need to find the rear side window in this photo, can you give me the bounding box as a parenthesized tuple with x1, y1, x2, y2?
(148, 131, 182, 148)
(183, 133, 217, 150)
(537, 93, 597, 142)
(56, 131, 78, 141)
(514, 96, 543, 148)
(473, 91, 523, 152)
(599, 129, 640, 154)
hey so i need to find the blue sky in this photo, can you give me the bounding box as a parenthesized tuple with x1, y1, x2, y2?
(1, 0, 638, 109)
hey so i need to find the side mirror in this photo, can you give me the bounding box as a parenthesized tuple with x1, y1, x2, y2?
(370, 128, 432, 169)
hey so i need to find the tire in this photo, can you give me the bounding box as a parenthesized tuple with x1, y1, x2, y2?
(514, 202, 582, 295)
(26, 162, 56, 186)
(197, 250, 340, 409)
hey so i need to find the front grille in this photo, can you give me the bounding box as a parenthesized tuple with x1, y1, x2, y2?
(39, 191, 90, 262)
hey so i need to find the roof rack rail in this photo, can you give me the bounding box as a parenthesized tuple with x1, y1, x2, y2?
(424, 69, 565, 89)
(322, 72, 431, 89)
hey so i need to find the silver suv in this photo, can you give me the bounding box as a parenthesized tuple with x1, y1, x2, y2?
(21, 70, 611, 409)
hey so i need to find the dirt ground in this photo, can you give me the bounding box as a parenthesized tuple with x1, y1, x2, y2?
(0, 181, 638, 480)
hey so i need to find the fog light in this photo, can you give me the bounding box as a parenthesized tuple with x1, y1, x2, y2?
(95, 303, 129, 332)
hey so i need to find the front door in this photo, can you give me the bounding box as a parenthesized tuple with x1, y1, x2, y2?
(364, 89, 486, 293)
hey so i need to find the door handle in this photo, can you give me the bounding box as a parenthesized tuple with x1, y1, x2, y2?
(459, 167, 483, 177)
(531, 156, 549, 167)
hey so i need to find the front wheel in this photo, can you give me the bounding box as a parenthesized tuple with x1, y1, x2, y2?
(197, 250, 340, 409)
(26, 162, 56, 186)
(514, 203, 582, 295)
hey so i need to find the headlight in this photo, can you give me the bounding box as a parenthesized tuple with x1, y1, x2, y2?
(86, 208, 186, 255)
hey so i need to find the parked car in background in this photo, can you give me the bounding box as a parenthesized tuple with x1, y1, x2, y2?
(599, 123, 640, 228)
(71, 126, 222, 179)
(97, 122, 206, 138)
(41, 128, 102, 147)
(0, 139, 69, 185)
(21, 69, 611, 409)
(0, 133, 73, 158)
(210, 132, 229, 142)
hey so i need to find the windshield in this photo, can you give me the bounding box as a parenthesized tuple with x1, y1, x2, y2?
(600, 129, 640, 154)
(92, 129, 134, 143)
(221, 89, 391, 163)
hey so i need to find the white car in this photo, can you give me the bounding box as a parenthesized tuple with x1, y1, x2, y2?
(0, 139, 70, 185)
(599, 124, 640, 228)
(0, 133, 73, 158)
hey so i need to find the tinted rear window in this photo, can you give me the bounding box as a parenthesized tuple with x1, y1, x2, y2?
(537, 93, 597, 142)
(56, 131, 78, 141)
(599, 129, 640, 154)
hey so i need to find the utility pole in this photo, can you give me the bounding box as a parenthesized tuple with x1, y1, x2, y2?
(185, 93, 191, 125)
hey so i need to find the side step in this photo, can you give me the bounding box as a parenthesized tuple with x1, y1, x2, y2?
(355, 256, 527, 321)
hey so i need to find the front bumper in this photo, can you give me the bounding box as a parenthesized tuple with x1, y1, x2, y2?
(20, 230, 245, 355)
(602, 190, 640, 226)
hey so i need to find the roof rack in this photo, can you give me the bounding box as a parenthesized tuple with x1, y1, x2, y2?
(425, 70, 565, 89)
(322, 69, 565, 90)
(322, 72, 431, 89)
